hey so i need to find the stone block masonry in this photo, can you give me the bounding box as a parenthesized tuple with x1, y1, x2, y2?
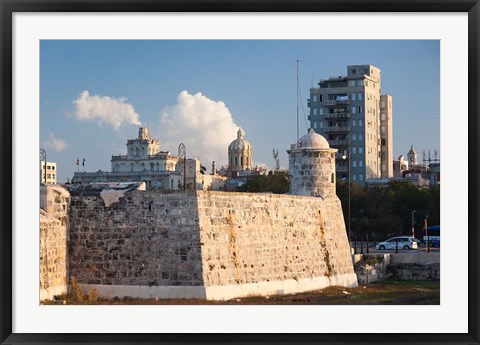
(40, 185, 70, 300)
(67, 188, 357, 300)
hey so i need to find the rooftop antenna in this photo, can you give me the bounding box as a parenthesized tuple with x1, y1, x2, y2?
(296, 59, 299, 148)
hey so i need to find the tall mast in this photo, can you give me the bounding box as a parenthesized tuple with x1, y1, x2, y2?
(296, 59, 299, 148)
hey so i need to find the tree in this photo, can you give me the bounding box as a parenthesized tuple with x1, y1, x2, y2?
(238, 170, 289, 194)
(336, 181, 440, 242)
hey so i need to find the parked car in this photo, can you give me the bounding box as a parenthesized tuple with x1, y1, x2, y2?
(376, 236, 418, 250)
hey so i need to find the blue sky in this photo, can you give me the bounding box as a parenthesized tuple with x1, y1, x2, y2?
(40, 40, 440, 183)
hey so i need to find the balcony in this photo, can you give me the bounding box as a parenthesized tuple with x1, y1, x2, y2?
(324, 126, 350, 133)
(324, 112, 350, 119)
(329, 139, 350, 147)
(325, 99, 350, 106)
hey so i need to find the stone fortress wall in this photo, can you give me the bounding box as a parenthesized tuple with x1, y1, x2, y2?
(40, 185, 70, 300)
(40, 129, 358, 301)
(65, 188, 356, 300)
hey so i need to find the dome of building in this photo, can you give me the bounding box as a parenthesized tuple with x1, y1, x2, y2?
(298, 128, 330, 149)
(229, 129, 252, 151)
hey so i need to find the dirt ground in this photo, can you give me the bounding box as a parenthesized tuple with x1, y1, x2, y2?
(45, 279, 440, 305)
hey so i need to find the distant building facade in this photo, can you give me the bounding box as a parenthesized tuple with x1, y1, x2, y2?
(72, 127, 226, 191)
(40, 161, 57, 184)
(308, 64, 393, 184)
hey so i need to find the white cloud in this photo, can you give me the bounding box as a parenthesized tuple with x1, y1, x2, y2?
(158, 90, 240, 167)
(42, 132, 67, 152)
(73, 90, 141, 131)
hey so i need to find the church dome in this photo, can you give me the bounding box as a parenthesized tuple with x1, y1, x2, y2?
(298, 128, 330, 149)
(229, 129, 251, 151)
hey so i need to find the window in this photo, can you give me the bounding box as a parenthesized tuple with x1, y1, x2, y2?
(352, 161, 357, 168)
(348, 80, 356, 87)
(381, 139, 386, 145)
(319, 95, 323, 102)
(313, 95, 318, 102)
(351, 93, 356, 101)
(150, 163, 154, 172)
(352, 107, 356, 114)
(241, 156, 244, 165)
(352, 147, 357, 154)
(353, 174, 357, 181)
(381, 113, 386, 120)
(319, 108, 324, 115)
(358, 106, 362, 113)
(52, 166, 55, 170)
(313, 121, 317, 129)
(359, 160, 363, 167)
(320, 121, 324, 128)
(313, 108, 317, 115)
(358, 134, 363, 140)
(352, 133, 357, 140)
(47, 174, 51, 178)
(235, 156, 238, 165)
(382, 164, 386, 171)
(359, 147, 363, 153)
(358, 93, 362, 100)
(357, 80, 364, 86)
(352, 120, 356, 126)
(381, 126, 385, 134)
(359, 174, 363, 181)
(359, 119, 363, 126)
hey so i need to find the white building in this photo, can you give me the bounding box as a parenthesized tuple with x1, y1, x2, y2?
(72, 127, 227, 191)
(40, 161, 57, 184)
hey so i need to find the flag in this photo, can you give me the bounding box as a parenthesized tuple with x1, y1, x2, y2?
(82, 158, 86, 166)
(76, 158, 79, 166)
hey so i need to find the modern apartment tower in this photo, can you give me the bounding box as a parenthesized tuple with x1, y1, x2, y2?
(308, 64, 393, 183)
(380, 94, 393, 178)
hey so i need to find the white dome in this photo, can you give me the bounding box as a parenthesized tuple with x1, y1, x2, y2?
(228, 129, 251, 151)
(298, 129, 330, 149)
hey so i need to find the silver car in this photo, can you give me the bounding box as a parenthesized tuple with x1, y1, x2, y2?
(376, 236, 418, 250)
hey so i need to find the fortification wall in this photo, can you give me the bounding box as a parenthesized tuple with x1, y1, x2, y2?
(40, 185, 69, 300)
(196, 191, 356, 299)
(68, 189, 357, 300)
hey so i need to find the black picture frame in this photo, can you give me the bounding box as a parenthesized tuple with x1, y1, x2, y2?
(1, 1, 478, 344)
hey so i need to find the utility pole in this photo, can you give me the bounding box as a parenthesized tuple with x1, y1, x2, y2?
(424, 216, 430, 253)
(411, 210, 416, 239)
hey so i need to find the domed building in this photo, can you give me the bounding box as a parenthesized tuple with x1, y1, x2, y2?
(407, 145, 418, 165)
(228, 129, 252, 172)
(287, 129, 337, 199)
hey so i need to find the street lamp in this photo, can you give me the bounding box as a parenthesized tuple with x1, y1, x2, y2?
(39, 148, 46, 184)
(178, 143, 186, 190)
(342, 149, 351, 252)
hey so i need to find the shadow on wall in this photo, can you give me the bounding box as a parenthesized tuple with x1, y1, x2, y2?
(67, 186, 206, 299)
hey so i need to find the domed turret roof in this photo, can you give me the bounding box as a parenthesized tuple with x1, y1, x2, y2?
(229, 129, 251, 151)
(298, 129, 330, 149)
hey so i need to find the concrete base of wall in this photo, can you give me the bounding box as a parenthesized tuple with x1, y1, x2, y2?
(81, 273, 358, 301)
(80, 284, 208, 300)
(205, 273, 358, 301)
(40, 285, 67, 301)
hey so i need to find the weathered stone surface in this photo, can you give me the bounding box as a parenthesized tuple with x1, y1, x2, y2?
(40, 185, 70, 300)
(67, 189, 357, 299)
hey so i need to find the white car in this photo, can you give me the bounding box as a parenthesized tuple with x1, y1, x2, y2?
(376, 236, 418, 250)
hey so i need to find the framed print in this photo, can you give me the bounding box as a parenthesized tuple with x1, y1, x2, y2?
(1, 1, 479, 344)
